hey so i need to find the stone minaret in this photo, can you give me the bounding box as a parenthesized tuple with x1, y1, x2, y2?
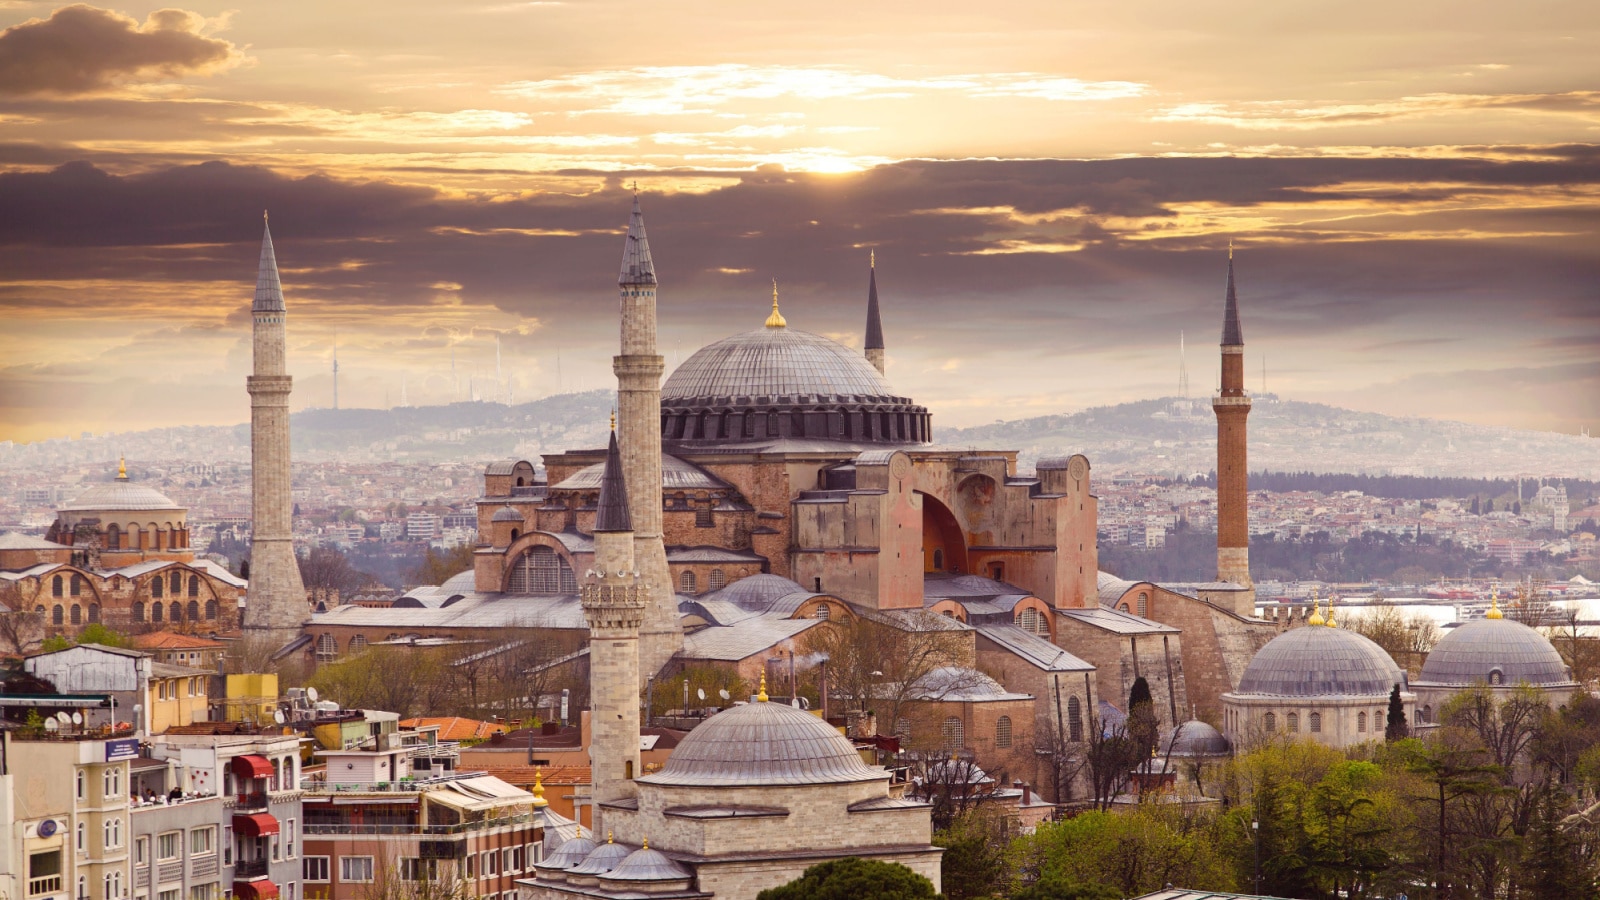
(1212, 246, 1253, 594)
(244, 214, 308, 644)
(865, 250, 886, 375)
(614, 192, 682, 680)
(581, 426, 645, 835)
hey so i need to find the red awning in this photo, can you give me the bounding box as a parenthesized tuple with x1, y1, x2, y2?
(233, 813, 280, 837)
(234, 881, 278, 900)
(231, 755, 273, 779)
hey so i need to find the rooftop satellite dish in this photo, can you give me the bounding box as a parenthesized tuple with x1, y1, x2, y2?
(718, 689, 731, 701)
(274, 710, 286, 725)
(307, 687, 319, 703)
(696, 688, 705, 701)
(71, 713, 83, 725)
(56, 712, 71, 724)
(44, 718, 59, 732)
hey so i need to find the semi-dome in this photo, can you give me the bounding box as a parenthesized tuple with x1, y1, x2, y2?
(660, 319, 931, 447)
(1235, 625, 1404, 698)
(491, 505, 522, 523)
(62, 480, 182, 512)
(1418, 616, 1573, 687)
(637, 699, 883, 787)
(664, 327, 895, 401)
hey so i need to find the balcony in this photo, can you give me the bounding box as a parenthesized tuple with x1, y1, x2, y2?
(235, 791, 269, 812)
(303, 812, 532, 836)
(28, 875, 63, 897)
(234, 859, 271, 880)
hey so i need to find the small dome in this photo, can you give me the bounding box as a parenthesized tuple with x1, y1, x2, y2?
(664, 327, 896, 402)
(602, 847, 692, 882)
(539, 836, 595, 871)
(62, 480, 182, 512)
(491, 506, 522, 522)
(637, 700, 882, 787)
(1419, 617, 1573, 687)
(707, 574, 808, 610)
(910, 667, 1030, 701)
(1165, 720, 1230, 756)
(569, 841, 632, 876)
(439, 570, 477, 592)
(1235, 626, 1404, 698)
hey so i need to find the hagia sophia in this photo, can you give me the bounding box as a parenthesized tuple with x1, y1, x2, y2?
(0, 194, 1583, 898)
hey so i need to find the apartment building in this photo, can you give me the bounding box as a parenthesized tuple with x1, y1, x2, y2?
(2, 730, 134, 900)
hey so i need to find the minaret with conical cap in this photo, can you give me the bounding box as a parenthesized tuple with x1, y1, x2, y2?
(865, 250, 886, 375)
(614, 191, 682, 680)
(245, 213, 308, 643)
(582, 422, 645, 835)
(1212, 245, 1253, 600)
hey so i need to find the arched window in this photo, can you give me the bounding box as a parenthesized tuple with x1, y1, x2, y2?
(170, 572, 181, 594)
(1017, 608, 1046, 635)
(1421, 705, 1432, 724)
(53, 604, 65, 625)
(995, 716, 1013, 748)
(71, 574, 83, 596)
(133, 602, 145, 622)
(708, 568, 726, 592)
(169, 601, 182, 622)
(152, 577, 163, 598)
(88, 604, 100, 623)
(1309, 712, 1322, 733)
(53, 575, 64, 597)
(349, 635, 368, 653)
(107, 523, 121, 549)
(316, 634, 338, 661)
(814, 603, 831, 620)
(680, 571, 697, 594)
(70, 604, 81, 625)
(151, 602, 162, 622)
(506, 546, 577, 594)
(1264, 712, 1276, 732)
(933, 549, 944, 570)
(205, 600, 218, 620)
(1068, 696, 1083, 742)
(1287, 713, 1299, 732)
(187, 601, 199, 621)
(1358, 712, 1368, 732)
(1137, 592, 1149, 617)
(895, 717, 911, 738)
(941, 716, 965, 750)
(1489, 669, 1503, 686)
(1120, 603, 1130, 613)
(188, 575, 199, 597)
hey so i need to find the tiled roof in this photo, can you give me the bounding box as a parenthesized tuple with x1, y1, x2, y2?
(399, 717, 507, 741)
(0, 532, 69, 550)
(131, 632, 226, 651)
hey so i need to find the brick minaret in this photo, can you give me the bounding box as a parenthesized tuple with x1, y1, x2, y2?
(1212, 247, 1253, 593)
(865, 250, 886, 375)
(244, 214, 307, 644)
(582, 426, 645, 834)
(615, 192, 682, 680)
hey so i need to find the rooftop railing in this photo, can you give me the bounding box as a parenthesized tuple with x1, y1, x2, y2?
(302, 813, 532, 836)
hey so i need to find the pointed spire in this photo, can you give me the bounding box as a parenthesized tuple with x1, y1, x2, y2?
(117, 457, 127, 481)
(255, 213, 285, 313)
(765, 279, 787, 329)
(593, 425, 634, 534)
(1221, 245, 1243, 346)
(864, 252, 884, 351)
(531, 768, 548, 808)
(757, 671, 769, 702)
(618, 190, 657, 286)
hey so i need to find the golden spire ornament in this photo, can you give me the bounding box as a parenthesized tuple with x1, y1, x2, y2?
(764, 279, 787, 328)
(1307, 592, 1326, 627)
(1486, 590, 1503, 620)
(757, 671, 769, 702)
(531, 767, 547, 808)
(117, 456, 127, 480)
(1326, 596, 1339, 629)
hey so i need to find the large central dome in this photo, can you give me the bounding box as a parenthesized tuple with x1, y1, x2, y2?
(1234, 625, 1404, 698)
(660, 320, 931, 447)
(663, 327, 895, 401)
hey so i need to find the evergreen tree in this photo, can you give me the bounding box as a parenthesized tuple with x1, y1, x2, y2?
(756, 858, 942, 900)
(1521, 782, 1599, 900)
(1514, 501, 1523, 515)
(1127, 676, 1158, 760)
(1471, 496, 1481, 515)
(1486, 498, 1495, 513)
(1385, 684, 1408, 740)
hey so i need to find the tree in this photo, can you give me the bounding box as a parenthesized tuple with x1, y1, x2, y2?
(1127, 677, 1159, 763)
(1009, 874, 1119, 900)
(309, 645, 455, 718)
(1013, 806, 1233, 897)
(1521, 780, 1600, 900)
(1084, 708, 1141, 811)
(755, 857, 942, 900)
(0, 609, 43, 654)
(407, 544, 475, 587)
(299, 546, 371, 597)
(1386, 685, 1409, 741)
(934, 808, 1012, 900)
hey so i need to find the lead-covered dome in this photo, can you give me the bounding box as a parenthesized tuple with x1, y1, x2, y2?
(636, 699, 883, 787)
(62, 480, 182, 512)
(1235, 625, 1404, 698)
(1418, 617, 1572, 687)
(660, 321, 930, 447)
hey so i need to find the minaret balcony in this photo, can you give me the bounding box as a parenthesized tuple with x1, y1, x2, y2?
(1212, 393, 1253, 408)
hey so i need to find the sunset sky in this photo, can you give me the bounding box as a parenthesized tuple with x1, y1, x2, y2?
(2, 1, 1597, 443)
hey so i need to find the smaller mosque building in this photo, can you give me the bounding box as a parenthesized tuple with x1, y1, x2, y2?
(1222, 604, 1415, 749)
(1411, 599, 1578, 727)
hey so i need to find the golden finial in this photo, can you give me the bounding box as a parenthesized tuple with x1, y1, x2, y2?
(117, 456, 127, 480)
(1228, 238, 1233, 259)
(870, 249, 876, 269)
(1486, 590, 1503, 620)
(1326, 595, 1338, 629)
(642, 837, 649, 850)
(764, 279, 787, 328)
(531, 767, 547, 808)
(610, 409, 616, 431)
(263, 209, 269, 222)
(1307, 592, 1325, 627)
(757, 672, 769, 702)
(607, 830, 614, 844)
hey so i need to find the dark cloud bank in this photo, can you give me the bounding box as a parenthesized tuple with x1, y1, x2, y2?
(0, 4, 238, 96)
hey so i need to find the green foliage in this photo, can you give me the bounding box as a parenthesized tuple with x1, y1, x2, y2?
(934, 809, 1012, 900)
(76, 623, 131, 648)
(1014, 806, 1233, 897)
(755, 857, 942, 900)
(1385, 684, 1408, 740)
(647, 665, 747, 718)
(40, 634, 73, 652)
(407, 544, 475, 587)
(1008, 873, 1119, 900)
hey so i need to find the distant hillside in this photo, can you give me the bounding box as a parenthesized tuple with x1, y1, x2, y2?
(934, 396, 1600, 480)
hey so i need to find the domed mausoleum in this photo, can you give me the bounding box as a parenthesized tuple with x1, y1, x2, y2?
(1222, 604, 1414, 749)
(523, 690, 942, 899)
(1411, 599, 1578, 726)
